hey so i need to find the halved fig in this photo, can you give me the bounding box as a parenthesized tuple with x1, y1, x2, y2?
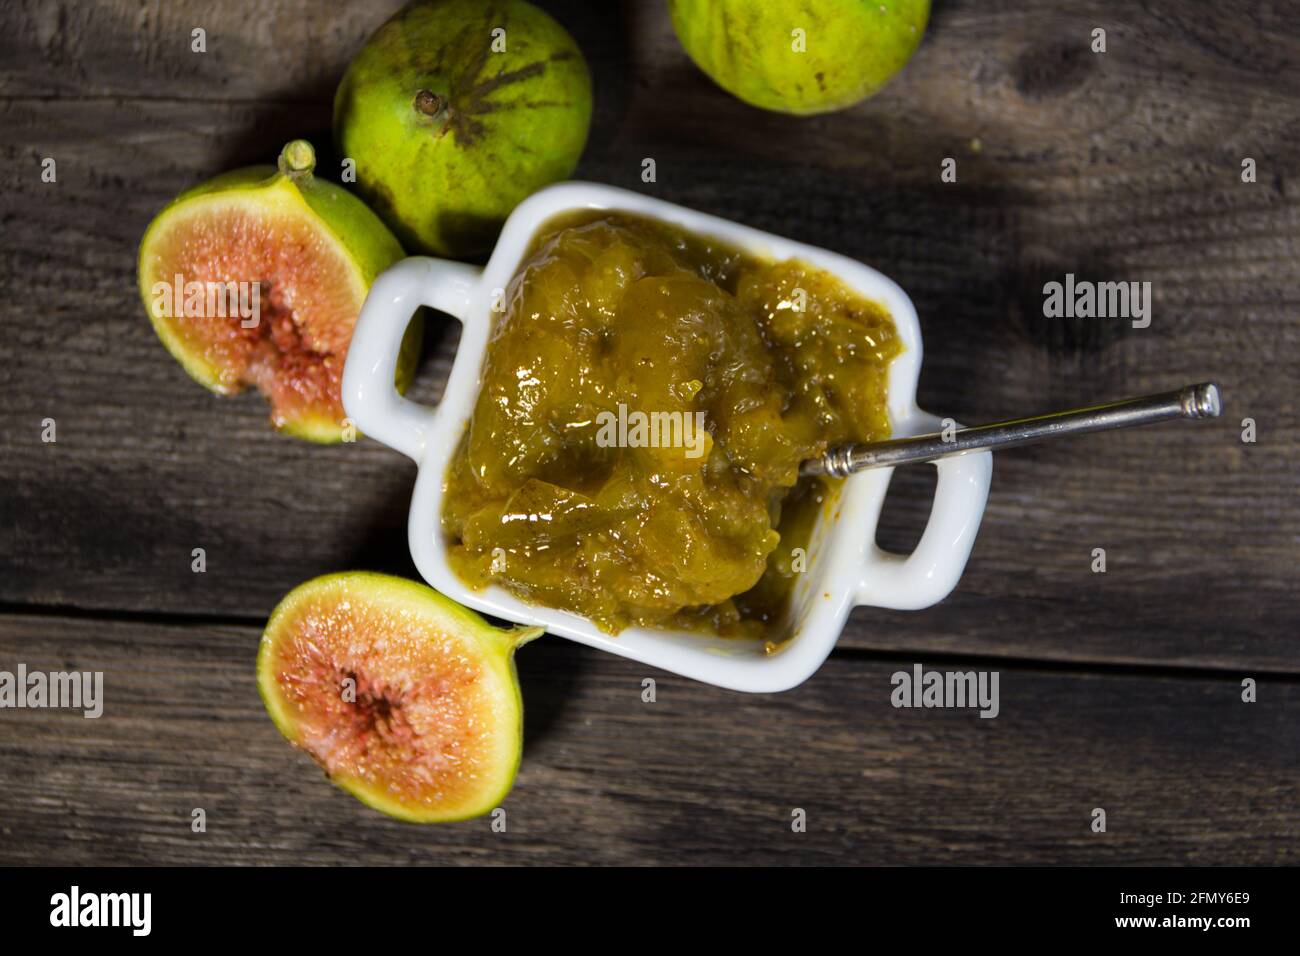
(137, 140, 419, 442)
(257, 572, 543, 822)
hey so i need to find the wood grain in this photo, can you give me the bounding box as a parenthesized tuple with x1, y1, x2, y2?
(0, 0, 406, 101)
(1, 5, 1295, 668)
(0, 612, 1294, 865)
(1, 0, 1298, 865)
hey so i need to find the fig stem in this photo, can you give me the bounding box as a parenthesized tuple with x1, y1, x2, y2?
(508, 626, 546, 651)
(278, 139, 316, 179)
(414, 89, 452, 131)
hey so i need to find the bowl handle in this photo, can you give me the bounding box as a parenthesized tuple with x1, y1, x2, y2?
(855, 411, 993, 609)
(342, 256, 482, 461)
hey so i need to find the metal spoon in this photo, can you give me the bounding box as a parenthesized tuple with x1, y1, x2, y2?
(802, 382, 1222, 478)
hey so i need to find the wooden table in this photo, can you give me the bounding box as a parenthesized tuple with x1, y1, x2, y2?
(1, 0, 1296, 865)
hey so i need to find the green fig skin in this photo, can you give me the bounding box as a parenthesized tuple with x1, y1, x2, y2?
(257, 572, 544, 823)
(669, 0, 930, 115)
(334, 0, 593, 259)
(136, 141, 420, 443)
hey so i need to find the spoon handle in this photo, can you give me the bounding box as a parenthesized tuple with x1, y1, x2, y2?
(804, 382, 1222, 478)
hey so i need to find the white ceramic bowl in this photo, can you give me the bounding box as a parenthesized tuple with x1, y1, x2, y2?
(342, 182, 992, 693)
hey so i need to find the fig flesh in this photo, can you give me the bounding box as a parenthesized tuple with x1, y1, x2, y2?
(137, 140, 419, 442)
(257, 572, 543, 822)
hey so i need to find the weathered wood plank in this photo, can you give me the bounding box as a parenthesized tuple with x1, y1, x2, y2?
(0, 0, 628, 109)
(0, 613, 1294, 865)
(1, 91, 1295, 671)
(1, 0, 1297, 869)
(0, 0, 403, 101)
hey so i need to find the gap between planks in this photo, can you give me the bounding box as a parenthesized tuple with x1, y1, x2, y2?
(0, 603, 1294, 683)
